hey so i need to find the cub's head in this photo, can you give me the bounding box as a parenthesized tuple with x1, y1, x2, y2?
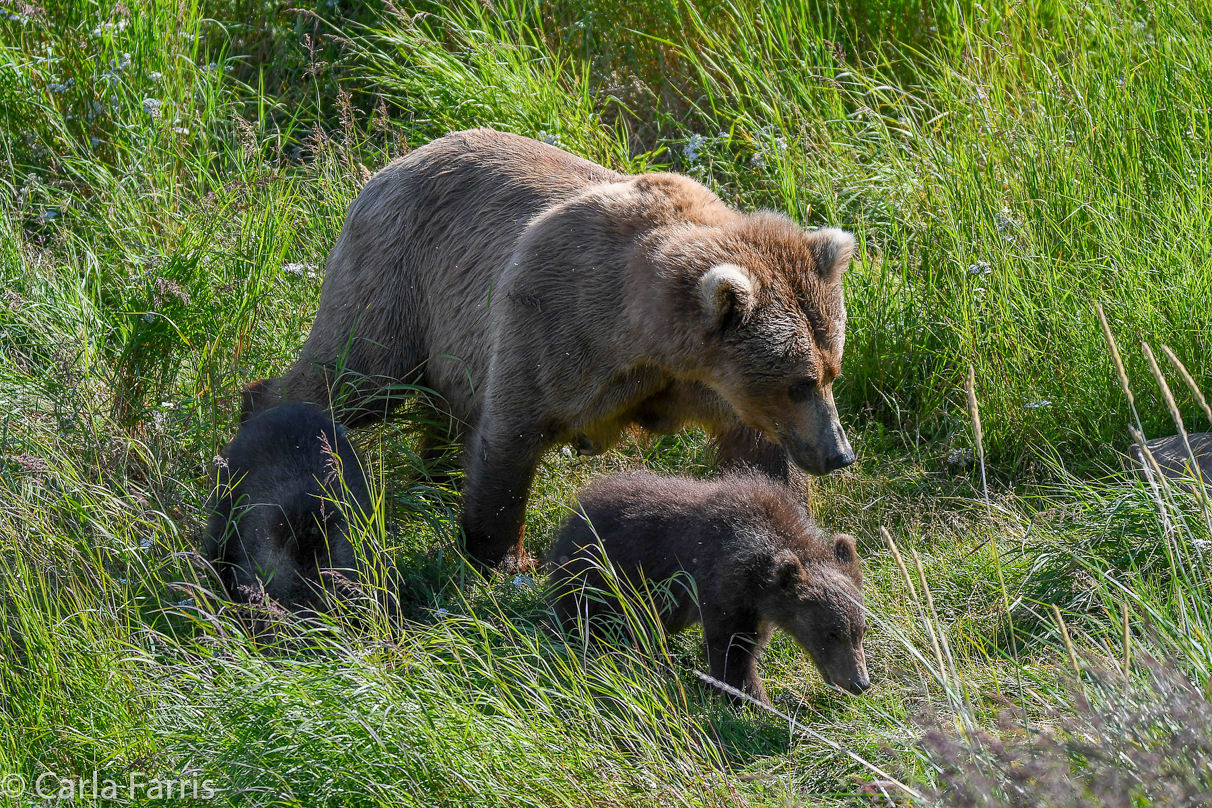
(695, 216, 855, 475)
(764, 533, 870, 695)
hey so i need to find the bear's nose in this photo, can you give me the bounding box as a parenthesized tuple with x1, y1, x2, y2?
(845, 676, 872, 695)
(824, 449, 856, 472)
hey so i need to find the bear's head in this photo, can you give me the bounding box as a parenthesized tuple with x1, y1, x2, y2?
(763, 532, 870, 695)
(695, 215, 856, 475)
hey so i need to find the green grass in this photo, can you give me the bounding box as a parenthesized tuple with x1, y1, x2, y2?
(2, 0, 1212, 804)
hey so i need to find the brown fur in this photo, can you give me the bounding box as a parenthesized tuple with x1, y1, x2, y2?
(246, 128, 856, 570)
(545, 471, 870, 703)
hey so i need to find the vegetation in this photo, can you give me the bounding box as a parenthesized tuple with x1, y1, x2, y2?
(1, 0, 1211, 804)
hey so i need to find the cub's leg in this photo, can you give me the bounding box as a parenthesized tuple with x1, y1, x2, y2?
(460, 418, 548, 572)
(704, 616, 773, 705)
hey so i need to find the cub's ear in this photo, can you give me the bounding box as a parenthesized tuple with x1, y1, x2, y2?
(833, 533, 858, 566)
(776, 551, 807, 590)
(698, 263, 754, 329)
(809, 228, 856, 283)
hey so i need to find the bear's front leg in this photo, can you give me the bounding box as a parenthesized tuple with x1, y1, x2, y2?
(704, 621, 773, 706)
(460, 421, 548, 573)
(714, 423, 805, 489)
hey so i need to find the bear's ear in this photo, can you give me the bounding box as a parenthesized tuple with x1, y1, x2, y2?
(809, 228, 856, 284)
(833, 533, 858, 566)
(776, 551, 807, 590)
(699, 263, 754, 329)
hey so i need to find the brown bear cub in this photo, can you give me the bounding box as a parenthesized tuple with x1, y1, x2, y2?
(244, 128, 857, 571)
(546, 471, 870, 703)
(204, 403, 373, 614)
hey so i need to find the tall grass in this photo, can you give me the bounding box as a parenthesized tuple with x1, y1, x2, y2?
(3, 0, 1212, 805)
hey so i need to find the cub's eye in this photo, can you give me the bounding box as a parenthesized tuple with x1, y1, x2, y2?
(788, 380, 816, 403)
(826, 631, 841, 643)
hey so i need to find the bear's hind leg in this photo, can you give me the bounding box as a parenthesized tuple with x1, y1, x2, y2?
(240, 359, 332, 423)
(240, 376, 285, 422)
(242, 358, 413, 428)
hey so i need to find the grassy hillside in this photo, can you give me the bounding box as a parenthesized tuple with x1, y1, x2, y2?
(1, 0, 1211, 804)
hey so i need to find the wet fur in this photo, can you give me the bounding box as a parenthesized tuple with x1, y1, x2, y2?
(245, 128, 856, 570)
(545, 471, 870, 703)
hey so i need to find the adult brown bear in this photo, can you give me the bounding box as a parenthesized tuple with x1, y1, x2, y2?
(245, 128, 856, 571)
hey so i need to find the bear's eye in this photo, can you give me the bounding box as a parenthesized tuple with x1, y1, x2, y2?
(826, 631, 842, 643)
(788, 380, 816, 403)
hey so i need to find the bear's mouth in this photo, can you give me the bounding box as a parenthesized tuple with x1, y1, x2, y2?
(780, 431, 856, 475)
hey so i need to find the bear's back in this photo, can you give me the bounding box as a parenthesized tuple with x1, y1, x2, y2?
(352, 128, 622, 247)
(218, 403, 370, 512)
(548, 471, 823, 585)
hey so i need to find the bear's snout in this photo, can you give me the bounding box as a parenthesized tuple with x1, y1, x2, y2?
(823, 446, 856, 473)
(825, 661, 871, 695)
(777, 388, 855, 475)
(839, 671, 872, 695)
(814, 639, 871, 695)
(782, 428, 855, 475)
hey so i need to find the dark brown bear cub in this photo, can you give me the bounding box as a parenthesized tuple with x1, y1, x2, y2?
(546, 472, 870, 703)
(204, 403, 373, 613)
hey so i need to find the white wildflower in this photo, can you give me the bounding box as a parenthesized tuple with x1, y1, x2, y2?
(538, 130, 562, 147)
(89, 136, 100, 148)
(149, 71, 163, 82)
(947, 447, 974, 467)
(682, 132, 706, 165)
(968, 260, 992, 275)
(1023, 400, 1053, 409)
(512, 574, 535, 590)
(283, 262, 319, 279)
(48, 78, 74, 94)
(996, 207, 1016, 232)
(434, 607, 450, 618)
(142, 312, 155, 323)
(142, 97, 162, 117)
(560, 445, 574, 459)
(1193, 539, 1211, 552)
